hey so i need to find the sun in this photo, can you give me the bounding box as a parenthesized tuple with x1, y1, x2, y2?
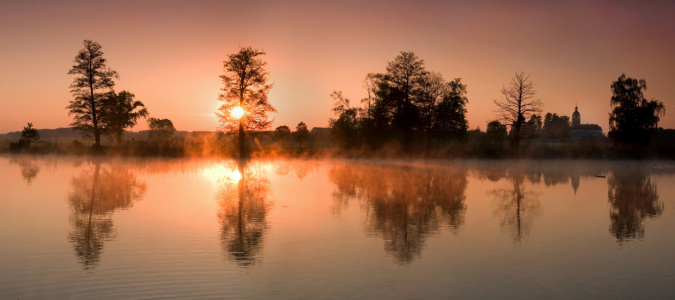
(231, 106, 245, 119)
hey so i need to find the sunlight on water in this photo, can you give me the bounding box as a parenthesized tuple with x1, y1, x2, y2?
(1, 156, 675, 299)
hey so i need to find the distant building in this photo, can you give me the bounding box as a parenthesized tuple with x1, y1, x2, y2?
(570, 105, 603, 139)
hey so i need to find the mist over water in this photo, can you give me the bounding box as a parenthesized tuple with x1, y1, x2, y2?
(2, 156, 675, 299)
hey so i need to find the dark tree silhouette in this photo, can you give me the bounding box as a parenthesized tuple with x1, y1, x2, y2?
(294, 122, 310, 149)
(608, 172, 663, 242)
(147, 118, 175, 142)
(68, 163, 147, 269)
(521, 114, 542, 139)
(216, 47, 276, 157)
(99, 91, 148, 146)
(432, 79, 469, 143)
(274, 125, 291, 147)
(383, 51, 427, 146)
(329, 163, 468, 264)
(485, 120, 507, 145)
(216, 160, 271, 267)
(494, 72, 543, 149)
(608, 74, 665, 146)
(543, 113, 570, 139)
(329, 91, 361, 149)
(67, 40, 119, 149)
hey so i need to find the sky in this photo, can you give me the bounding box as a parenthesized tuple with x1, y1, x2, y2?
(1, 0, 674, 134)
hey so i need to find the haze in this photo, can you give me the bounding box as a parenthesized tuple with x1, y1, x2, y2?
(1, 0, 674, 134)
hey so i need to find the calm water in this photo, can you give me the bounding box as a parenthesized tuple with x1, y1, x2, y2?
(2, 155, 675, 299)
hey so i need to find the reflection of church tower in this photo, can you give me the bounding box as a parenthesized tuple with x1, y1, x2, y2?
(571, 174, 580, 195)
(572, 105, 580, 126)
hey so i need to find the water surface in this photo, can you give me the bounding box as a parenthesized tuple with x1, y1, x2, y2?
(1, 156, 675, 299)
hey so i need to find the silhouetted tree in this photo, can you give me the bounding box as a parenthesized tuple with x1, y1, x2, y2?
(216, 47, 276, 157)
(329, 91, 361, 148)
(521, 114, 542, 139)
(67, 40, 119, 149)
(274, 125, 291, 147)
(486, 120, 507, 145)
(21, 123, 40, 145)
(494, 72, 543, 149)
(147, 118, 175, 142)
(608, 74, 665, 146)
(294, 122, 310, 149)
(432, 79, 469, 143)
(543, 113, 570, 139)
(384, 52, 427, 146)
(99, 91, 148, 146)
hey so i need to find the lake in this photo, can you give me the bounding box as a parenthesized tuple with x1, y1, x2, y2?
(1, 155, 675, 299)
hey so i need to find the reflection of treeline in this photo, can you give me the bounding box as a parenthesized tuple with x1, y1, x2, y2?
(608, 172, 663, 242)
(329, 162, 468, 264)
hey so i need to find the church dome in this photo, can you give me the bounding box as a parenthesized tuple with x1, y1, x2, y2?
(573, 106, 580, 117)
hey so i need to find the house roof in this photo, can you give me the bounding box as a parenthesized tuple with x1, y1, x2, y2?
(571, 124, 602, 131)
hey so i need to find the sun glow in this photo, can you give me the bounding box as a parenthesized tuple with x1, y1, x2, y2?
(231, 107, 245, 119)
(202, 164, 242, 183)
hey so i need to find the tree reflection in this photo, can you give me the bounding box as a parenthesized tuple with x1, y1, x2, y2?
(9, 157, 40, 185)
(68, 162, 147, 269)
(216, 160, 272, 267)
(608, 172, 663, 242)
(489, 173, 541, 243)
(329, 163, 467, 264)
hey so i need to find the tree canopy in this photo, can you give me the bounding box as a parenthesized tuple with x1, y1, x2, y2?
(494, 72, 543, 148)
(608, 74, 665, 145)
(67, 40, 119, 149)
(99, 91, 148, 145)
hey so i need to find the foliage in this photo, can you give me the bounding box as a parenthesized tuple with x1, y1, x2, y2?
(493, 72, 543, 148)
(521, 114, 542, 139)
(608, 74, 665, 146)
(294, 122, 310, 148)
(328, 51, 469, 150)
(216, 47, 276, 132)
(147, 118, 176, 141)
(543, 113, 570, 139)
(67, 40, 119, 149)
(99, 91, 148, 145)
(274, 125, 291, 147)
(21, 123, 40, 144)
(486, 120, 507, 145)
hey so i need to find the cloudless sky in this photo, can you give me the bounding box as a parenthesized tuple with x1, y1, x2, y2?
(1, 0, 674, 134)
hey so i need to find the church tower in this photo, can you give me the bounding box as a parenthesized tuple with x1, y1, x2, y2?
(572, 105, 580, 126)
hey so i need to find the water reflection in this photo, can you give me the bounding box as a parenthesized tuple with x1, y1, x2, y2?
(329, 163, 467, 264)
(608, 172, 663, 242)
(67, 162, 147, 269)
(9, 157, 40, 185)
(216, 160, 272, 267)
(488, 173, 541, 243)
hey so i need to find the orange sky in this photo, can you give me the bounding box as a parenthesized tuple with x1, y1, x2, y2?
(1, 0, 674, 134)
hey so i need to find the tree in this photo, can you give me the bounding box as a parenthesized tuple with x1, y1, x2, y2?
(67, 40, 119, 149)
(99, 91, 148, 146)
(433, 78, 469, 143)
(147, 118, 176, 142)
(543, 113, 570, 139)
(486, 120, 507, 145)
(216, 47, 276, 157)
(609, 74, 665, 145)
(274, 125, 291, 147)
(522, 114, 543, 139)
(294, 122, 310, 149)
(494, 72, 543, 149)
(20, 123, 40, 146)
(329, 91, 361, 149)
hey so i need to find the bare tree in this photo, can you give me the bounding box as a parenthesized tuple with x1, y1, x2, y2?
(493, 72, 543, 149)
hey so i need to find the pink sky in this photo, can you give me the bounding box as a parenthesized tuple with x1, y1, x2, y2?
(1, 0, 674, 134)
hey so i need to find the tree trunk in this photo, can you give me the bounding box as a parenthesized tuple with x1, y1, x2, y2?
(239, 118, 245, 158)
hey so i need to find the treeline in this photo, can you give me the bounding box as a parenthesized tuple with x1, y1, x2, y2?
(330, 52, 469, 150)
